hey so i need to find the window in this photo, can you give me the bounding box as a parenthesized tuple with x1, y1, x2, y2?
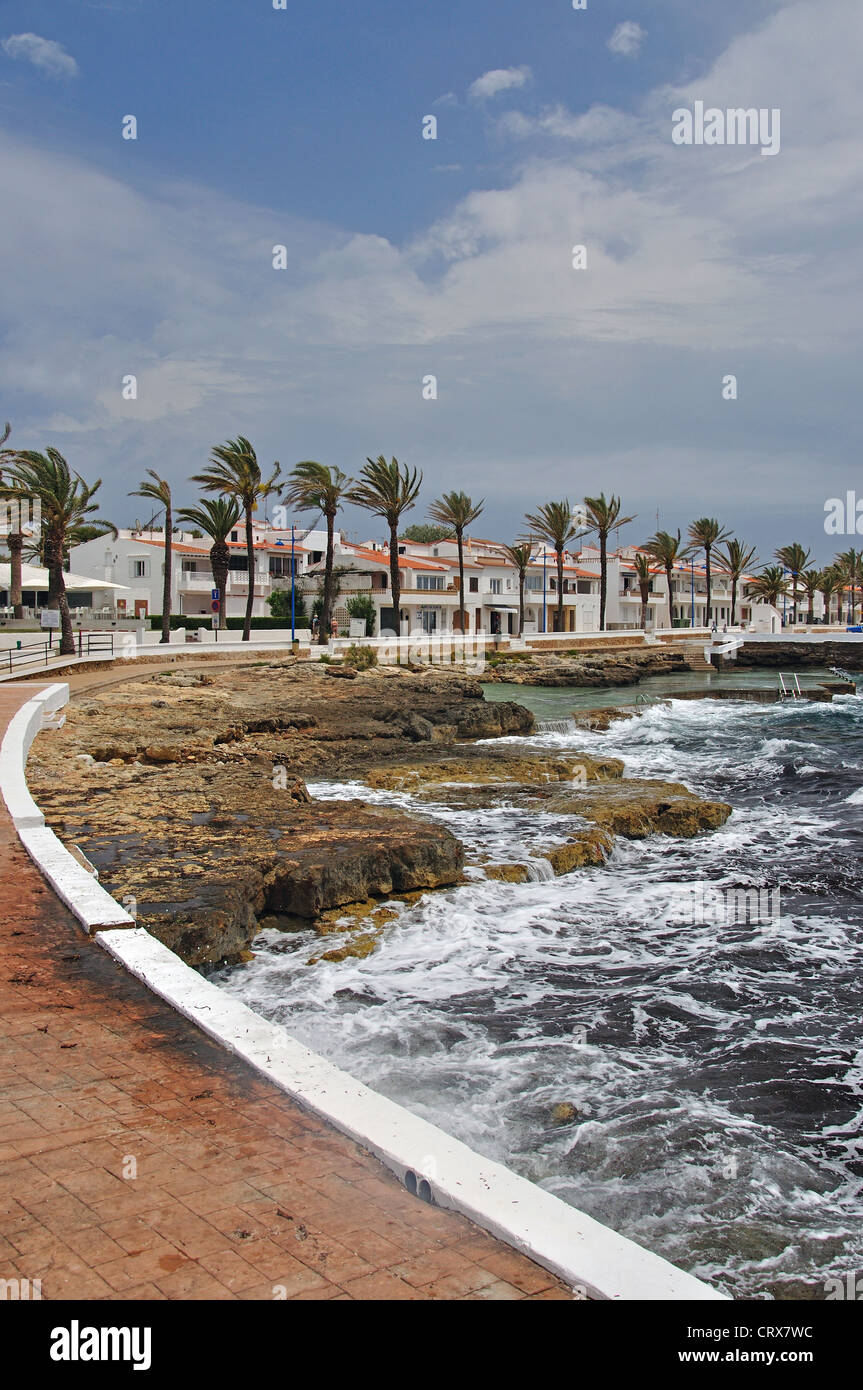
(130, 557, 150, 579)
(469, 577, 479, 593)
(269, 556, 294, 577)
(576, 580, 592, 594)
(525, 575, 542, 592)
(228, 555, 248, 572)
(416, 574, 444, 591)
(489, 578, 502, 595)
(181, 559, 198, 573)
(230, 531, 238, 542)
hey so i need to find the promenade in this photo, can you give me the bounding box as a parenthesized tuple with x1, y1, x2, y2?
(0, 680, 571, 1301)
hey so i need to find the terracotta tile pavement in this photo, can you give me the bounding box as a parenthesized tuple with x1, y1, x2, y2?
(0, 682, 574, 1301)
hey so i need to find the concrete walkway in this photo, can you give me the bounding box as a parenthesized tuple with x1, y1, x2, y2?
(0, 681, 571, 1301)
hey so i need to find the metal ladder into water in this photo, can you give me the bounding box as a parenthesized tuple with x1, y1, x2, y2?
(778, 673, 802, 700)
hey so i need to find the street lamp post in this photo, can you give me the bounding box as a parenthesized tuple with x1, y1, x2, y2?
(291, 524, 295, 643)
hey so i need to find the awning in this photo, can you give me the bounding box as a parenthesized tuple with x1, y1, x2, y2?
(0, 563, 130, 592)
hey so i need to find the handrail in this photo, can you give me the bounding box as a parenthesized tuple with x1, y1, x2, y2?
(2, 631, 115, 675)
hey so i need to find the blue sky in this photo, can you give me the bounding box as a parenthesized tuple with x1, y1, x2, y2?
(0, 0, 859, 559)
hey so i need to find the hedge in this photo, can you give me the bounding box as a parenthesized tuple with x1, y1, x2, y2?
(149, 615, 310, 631)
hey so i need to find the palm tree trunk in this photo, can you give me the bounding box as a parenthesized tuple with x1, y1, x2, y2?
(389, 523, 400, 631)
(599, 531, 607, 631)
(211, 544, 229, 629)
(320, 510, 335, 645)
(666, 563, 674, 627)
(456, 529, 465, 634)
(45, 531, 74, 656)
(556, 550, 564, 633)
(731, 576, 738, 627)
(161, 502, 172, 643)
(705, 546, 712, 623)
(8, 531, 24, 620)
(242, 506, 255, 641)
(640, 595, 648, 630)
(518, 574, 524, 638)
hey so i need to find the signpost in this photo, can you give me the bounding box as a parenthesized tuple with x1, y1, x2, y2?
(40, 608, 60, 649)
(211, 590, 220, 641)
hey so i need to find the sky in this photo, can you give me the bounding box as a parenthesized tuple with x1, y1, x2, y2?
(0, 0, 860, 562)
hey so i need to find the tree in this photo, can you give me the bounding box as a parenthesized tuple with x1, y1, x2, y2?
(688, 518, 731, 624)
(584, 493, 635, 631)
(632, 553, 656, 631)
(1, 449, 116, 655)
(348, 456, 423, 629)
(644, 530, 690, 627)
(400, 523, 450, 544)
(130, 470, 173, 643)
(800, 568, 822, 625)
(192, 438, 280, 641)
(818, 566, 841, 626)
(835, 548, 862, 625)
(748, 565, 788, 609)
(346, 594, 376, 636)
(502, 543, 531, 638)
(718, 538, 759, 627)
(427, 490, 484, 634)
(175, 497, 242, 630)
(524, 501, 580, 634)
(774, 543, 811, 625)
(0, 423, 25, 619)
(267, 586, 307, 621)
(283, 461, 351, 645)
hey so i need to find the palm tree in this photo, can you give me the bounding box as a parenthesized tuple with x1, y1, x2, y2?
(1, 449, 117, 655)
(748, 565, 788, 610)
(427, 490, 485, 635)
(283, 462, 351, 645)
(130, 470, 173, 643)
(800, 568, 822, 626)
(348, 456, 423, 630)
(774, 543, 811, 626)
(524, 501, 580, 634)
(835, 548, 862, 625)
(644, 530, 690, 628)
(632, 553, 656, 631)
(0, 422, 25, 619)
(583, 493, 635, 631)
(502, 542, 531, 638)
(192, 438, 280, 641)
(718, 538, 759, 627)
(688, 518, 731, 624)
(175, 497, 242, 630)
(818, 565, 841, 626)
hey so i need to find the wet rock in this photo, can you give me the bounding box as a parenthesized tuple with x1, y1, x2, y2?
(484, 863, 531, 884)
(551, 1102, 579, 1124)
(544, 829, 613, 875)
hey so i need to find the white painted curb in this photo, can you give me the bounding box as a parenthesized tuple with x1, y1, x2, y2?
(1, 682, 134, 931)
(1, 679, 727, 1300)
(98, 928, 725, 1302)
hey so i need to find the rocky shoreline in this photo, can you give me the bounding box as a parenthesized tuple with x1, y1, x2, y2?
(28, 662, 731, 969)
(482, 646, 691, 687)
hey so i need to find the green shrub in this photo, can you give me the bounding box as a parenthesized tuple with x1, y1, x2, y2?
(267, 587, 307, 620)
(344, 643, 378, 670)
(346, 594, 376, 636)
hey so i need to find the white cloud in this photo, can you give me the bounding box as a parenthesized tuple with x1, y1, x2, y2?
(1, 33, 78, 78)
(607, 22, 646, 58)
(468, 66, 531, 102)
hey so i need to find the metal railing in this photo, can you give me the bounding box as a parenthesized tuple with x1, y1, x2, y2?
(2, 632, 115, 676)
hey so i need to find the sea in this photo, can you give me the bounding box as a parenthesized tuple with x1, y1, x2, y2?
(216, 668, 863, 1299)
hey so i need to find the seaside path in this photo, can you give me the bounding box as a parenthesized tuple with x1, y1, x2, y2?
(0, 680, 572, 1301)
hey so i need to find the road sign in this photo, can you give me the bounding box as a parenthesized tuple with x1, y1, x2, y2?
(211, 615, 219, 629)
(211, 589, 220, 600)
(211, 600, 220, 613)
